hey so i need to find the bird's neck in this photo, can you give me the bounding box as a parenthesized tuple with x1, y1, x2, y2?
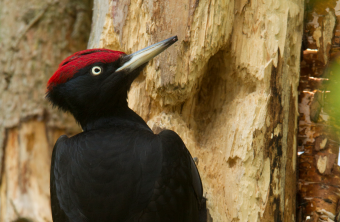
(81, 106, 151, 132)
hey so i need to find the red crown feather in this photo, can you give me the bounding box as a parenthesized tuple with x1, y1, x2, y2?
(47, 49, 125, 91)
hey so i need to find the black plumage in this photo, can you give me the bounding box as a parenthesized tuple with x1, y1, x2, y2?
(47, 36, 205, 222)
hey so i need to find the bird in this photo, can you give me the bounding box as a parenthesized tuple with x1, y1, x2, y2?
(46, 36, 206, 222)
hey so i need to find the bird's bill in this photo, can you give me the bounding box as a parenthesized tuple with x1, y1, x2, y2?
(116, 36, 178, 72)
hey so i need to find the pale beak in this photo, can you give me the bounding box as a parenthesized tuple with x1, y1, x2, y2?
(116, 36, 178, 72)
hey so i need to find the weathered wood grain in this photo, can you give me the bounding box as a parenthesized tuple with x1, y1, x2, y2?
(88, 0, 303, 221)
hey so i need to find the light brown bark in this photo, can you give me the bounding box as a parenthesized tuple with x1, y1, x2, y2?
(0, 0, 92, 221)
(89, 0, 303, 221)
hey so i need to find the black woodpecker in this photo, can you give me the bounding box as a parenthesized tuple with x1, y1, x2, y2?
(46, 36, 205, 222)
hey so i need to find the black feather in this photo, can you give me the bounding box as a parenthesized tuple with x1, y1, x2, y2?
(51, 113, 204, 222)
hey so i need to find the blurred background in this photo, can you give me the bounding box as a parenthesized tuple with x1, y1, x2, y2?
(0, 0, 91, 221)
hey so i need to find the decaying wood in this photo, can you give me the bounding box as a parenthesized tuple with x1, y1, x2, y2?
(0, 0, 92, 221)
(89, 0, 303, 221)
(297, 1, 340, 221)
(0, 120, 65, 221)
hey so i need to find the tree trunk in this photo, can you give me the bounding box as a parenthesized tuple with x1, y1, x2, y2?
(0, 0, 92, 221)
(297, 1, 340, 221)
(88, 0, 303, 221)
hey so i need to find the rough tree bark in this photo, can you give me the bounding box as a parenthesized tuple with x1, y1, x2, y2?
(297, 1, 340, 222)
(88, 0, 303, 221)
(0, 0, 92, 221)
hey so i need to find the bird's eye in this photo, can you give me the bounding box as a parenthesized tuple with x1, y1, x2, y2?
(91, 66, 102, 75)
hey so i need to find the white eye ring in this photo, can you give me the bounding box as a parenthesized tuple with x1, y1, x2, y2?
(91, 66, 102, 75)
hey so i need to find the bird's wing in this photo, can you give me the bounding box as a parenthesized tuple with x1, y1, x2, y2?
(50, 128, 203, 222)
(50, 128, 162, 222)
(50, 135, 70, 222)
(159, 130, 203, 205)
(51, 134, 89, 222)
(136, 130, 203, 222)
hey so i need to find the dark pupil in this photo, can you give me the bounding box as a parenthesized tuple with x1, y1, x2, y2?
(94, 68, 100, 73)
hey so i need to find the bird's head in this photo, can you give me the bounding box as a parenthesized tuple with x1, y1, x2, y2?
(46, 36, 178, 128)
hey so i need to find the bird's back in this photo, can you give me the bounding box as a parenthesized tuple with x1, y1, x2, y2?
(51, 122, 202, 222)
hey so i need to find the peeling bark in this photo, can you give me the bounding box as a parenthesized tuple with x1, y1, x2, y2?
(297, 1, 340, 222)
(89, 0, 303, 221)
